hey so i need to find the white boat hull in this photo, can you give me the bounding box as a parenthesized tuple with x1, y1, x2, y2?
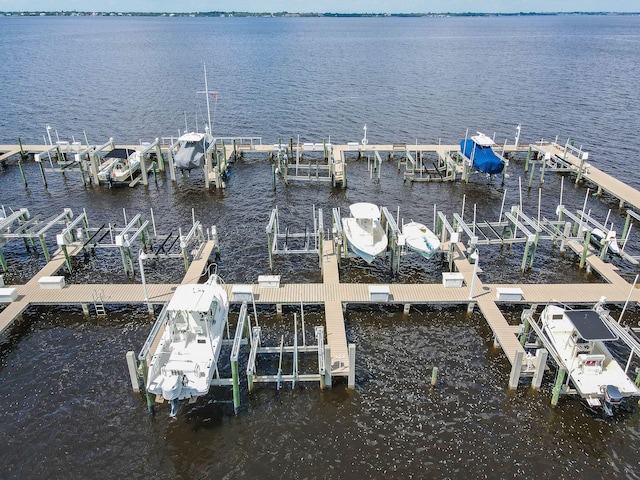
(402, 221, 440, 259)
(342, 216, 388, 263)
(145, 276, 229, 411)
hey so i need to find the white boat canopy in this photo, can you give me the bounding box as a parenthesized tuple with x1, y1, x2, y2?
(179, 132, 207, 142)
(349, 202, 380, 219)
(470, 132, 495, 147)
(167, 285, 218, 312)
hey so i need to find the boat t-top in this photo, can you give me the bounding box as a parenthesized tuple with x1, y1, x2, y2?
(341, 202, 388, 264)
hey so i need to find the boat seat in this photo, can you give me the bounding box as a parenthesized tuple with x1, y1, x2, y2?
(577, 353, 605, 374)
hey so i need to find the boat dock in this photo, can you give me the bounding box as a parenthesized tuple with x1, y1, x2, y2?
(3, 133, 640, 399)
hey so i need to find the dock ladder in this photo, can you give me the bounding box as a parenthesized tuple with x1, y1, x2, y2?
(92, 288, 106, 316)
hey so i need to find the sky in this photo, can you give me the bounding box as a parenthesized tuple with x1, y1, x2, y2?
(1, 1, 639, 14)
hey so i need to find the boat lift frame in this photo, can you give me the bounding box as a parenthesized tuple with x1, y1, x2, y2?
(266, 205, 324, 272)
(0, 206, 84, 272)
(131, 297, 330, 415)
(520, 300, 640, 407)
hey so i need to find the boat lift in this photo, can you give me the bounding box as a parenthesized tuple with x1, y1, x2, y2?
(0, 206, 85, 272)
(133, 296, 330, 415)
(266, 205, 324, 272)
(272, 138, 344, 187)
(331, 205, 404, 275)
(519, 299, 640, 408)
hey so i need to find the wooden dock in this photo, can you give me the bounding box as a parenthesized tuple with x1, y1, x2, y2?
(4, 137, 640, 387)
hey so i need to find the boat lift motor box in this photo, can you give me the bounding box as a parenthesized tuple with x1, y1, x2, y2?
(38, 276, 66, 289)
(0, 288, 19, 303)
(495, 287, 523, 301)
(232, 285, 254, 302)
(442, 272, 465, 288)
(368, 285, 390, 302)
(258, 275, 281, 288)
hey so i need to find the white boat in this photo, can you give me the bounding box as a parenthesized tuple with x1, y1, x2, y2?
(341, 202, 388, 263)
(402, 221, 440, 259)
(590, 227, 620, 255)
(97, 148, 141, 184)
(145, 272, 229, 416)
(539, 302, 639, 415)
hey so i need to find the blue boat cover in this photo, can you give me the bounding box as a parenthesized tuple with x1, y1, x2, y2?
(460, 139, 505, 174)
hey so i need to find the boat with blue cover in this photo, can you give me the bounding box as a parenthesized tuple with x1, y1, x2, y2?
(460, 132, 505, 175)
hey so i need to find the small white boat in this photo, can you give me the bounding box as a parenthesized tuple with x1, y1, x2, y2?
(341, 202, 388, 263)
(145, 272, 229, 416)
(539, 303, 639, 415)
(402, 221, 440, 259)
(97, 148, 141, 184)
(590, 227, 620, 255)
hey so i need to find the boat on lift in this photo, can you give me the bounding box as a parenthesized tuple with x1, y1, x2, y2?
(402, 221, 440, 259)
(590, 227, 620, 255)
(172, 131, 212, 172)
(460, 131, 505, 175)
(97, 148, 141, 184)
(341, 202, 388, 263)
(537, 300, 639, 415)
(145, 270, 229, 416)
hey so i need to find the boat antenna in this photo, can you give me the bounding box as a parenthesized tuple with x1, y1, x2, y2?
(204, 63, 212, 134)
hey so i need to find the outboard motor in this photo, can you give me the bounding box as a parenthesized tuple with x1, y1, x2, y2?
(162, 373, 183, 417)
(602, 384, 623, 416)
(604, 385, 623, 405)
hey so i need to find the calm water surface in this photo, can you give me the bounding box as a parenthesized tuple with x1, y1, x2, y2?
(1, 14, 640, 479)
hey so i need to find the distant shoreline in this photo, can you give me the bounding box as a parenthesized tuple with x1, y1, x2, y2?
(2, 11, 639, 18)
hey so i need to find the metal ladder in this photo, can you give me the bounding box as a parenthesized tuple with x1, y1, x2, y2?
(92, 288, 106, 316)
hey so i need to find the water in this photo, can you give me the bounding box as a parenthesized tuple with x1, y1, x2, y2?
(1, 14, 640, 479)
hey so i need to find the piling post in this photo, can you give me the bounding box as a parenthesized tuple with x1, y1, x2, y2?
(347, 343, 356, 389)
(37, 156, 48, 188)
(559, 221, 571, 252)
(38, 234, 51, 263)
(0, 252, 6, 272)
(531, 349, 548, 390)
(527, 162, 536, 188)
(61, 245, 72, 272)
(575, 152, 588, 184)
(140, 152, 149, 187)
(232, 358, 240, 414)
(271, 162, 277, 190)
(521, 239, 531, 272)
(139, 358, 155, 414)
(622, 213, 632, 244)
(519, 317, 530, 347)
(508, 349, 524, 389)
(524, 145, 532, 172)
(551, 368, 566, 406)
(126, 351, 141, 392)
(17, 137, 28, 187)
(325, 345, 332, 388)
(528, 232, 540, 270)
(580, 231, 591, 269)
(431, 366, 438, 387)
(166, 146, 176, 181)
